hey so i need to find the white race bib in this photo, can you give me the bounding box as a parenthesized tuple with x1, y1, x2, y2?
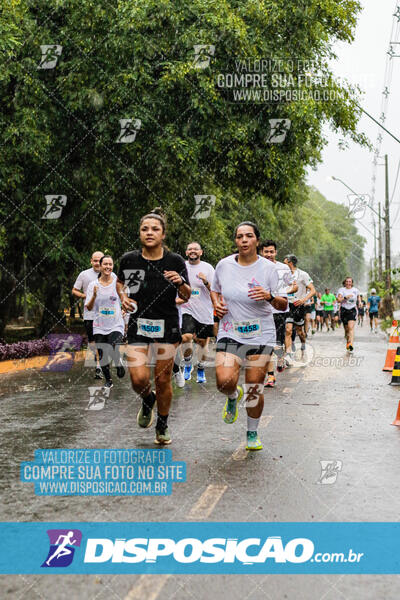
(233, 319, 262, 338)
(137, 318, 165, 338)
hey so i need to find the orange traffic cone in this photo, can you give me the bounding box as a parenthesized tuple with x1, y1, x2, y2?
(391, 401, 400, 426)
(383, 320, 399, 372)
(389, 346, 400, 386)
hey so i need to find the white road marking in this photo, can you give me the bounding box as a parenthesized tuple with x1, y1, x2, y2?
(124, 574, 171, 600)
(188, 484, 228, 519)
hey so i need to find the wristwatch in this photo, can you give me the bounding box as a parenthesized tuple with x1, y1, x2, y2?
(267, 292, 275, 302)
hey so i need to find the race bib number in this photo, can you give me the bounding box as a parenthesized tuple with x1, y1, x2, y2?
(233, 319, 261, 338)
(100, 307, 115, 317)
(191, 287, 200, 298)
(347, 295, 356, 305)
(137, 318, 165, 338)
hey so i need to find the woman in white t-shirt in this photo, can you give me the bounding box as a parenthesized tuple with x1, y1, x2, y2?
(210, 222, 287, 452)
(85, 255, 125, 389)
(336, 276, 360, 353)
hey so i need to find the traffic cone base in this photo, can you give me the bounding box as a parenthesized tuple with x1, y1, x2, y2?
(383, 349, 397, 372)
(391, 401, 400, 426)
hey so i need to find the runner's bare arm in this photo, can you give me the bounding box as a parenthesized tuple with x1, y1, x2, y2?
(71, 287, 85, 299)
(163, 270, 191, 301)
(210, 291, 228, 318)
(293, 282, 316, 306)
(85, 286, 97, 311)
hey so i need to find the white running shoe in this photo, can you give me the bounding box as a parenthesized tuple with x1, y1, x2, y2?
(174, 368, 185, 388)
(285, 353, 294, 367)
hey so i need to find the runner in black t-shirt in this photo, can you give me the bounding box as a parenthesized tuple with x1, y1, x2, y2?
(117, 208, 190, 445)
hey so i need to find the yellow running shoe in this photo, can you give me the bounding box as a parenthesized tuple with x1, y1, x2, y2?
(222, 385, 243, 424)
(246, 431, 263, 451)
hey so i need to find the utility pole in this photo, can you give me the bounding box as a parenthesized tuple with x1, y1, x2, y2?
(373, 220, 377, 279)
(378, 202, 383, 280)
(385, 154, 391, 290)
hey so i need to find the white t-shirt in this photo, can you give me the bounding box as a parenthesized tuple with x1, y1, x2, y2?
(316, 298, 323, 311)
(73, 268, 116, 320)
(270, 260, 291, 314)
(287, 267, 313, 303)
(211, 254, 279, 345)
(337, 286, 359, 310)
(86, 278, 124, 335)
(181, 260, 215, 325)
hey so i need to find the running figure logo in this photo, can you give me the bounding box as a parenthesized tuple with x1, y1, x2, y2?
(317, 460, 342, 485)
(41, 529, 82, 567)
(242, 383, 263, 408)
(115, 119, 142, 143)
(87, 386, 110, 411)
(347, 194, 369, 220)
(123, 269, 145, 294)
(193, 45, 215, 69)
(266, 119, 291, 144)
(41, 334, 83, 372)
(192, 195, 216, 219)
(42, 195, 67, 219)
(37, 45, 63, 69)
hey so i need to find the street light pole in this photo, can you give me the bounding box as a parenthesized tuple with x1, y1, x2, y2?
(385, 154, 391, 290)
(373, 219, 377, 280)
(378, 202, 383, 280)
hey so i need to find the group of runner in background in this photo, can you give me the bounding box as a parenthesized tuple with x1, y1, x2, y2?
(71, 208, 381, 451)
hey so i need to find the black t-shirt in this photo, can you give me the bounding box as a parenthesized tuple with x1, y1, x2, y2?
(117, 249, 189, 324)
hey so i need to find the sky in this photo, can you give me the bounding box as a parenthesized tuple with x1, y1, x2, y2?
(307, 0, 400, 266)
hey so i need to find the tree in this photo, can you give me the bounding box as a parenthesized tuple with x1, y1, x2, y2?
(0, 0, 366, 336)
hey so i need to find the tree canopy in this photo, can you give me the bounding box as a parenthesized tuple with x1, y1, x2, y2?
(0, 0, 366, 336)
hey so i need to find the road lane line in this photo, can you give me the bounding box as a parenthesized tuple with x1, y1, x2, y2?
(232, 441, 247, 461)
(188, 484, 228, 519)
(260, 415, 273, 428)
(125, 574, 171, 600)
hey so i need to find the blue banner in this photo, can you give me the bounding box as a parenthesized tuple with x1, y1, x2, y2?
(0, 522, 399, 574)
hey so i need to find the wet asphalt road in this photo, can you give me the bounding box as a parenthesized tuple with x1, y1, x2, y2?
(1, 323, 400, 598)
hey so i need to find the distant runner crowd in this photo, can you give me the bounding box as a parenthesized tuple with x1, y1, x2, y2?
(70, 208, 381, 451)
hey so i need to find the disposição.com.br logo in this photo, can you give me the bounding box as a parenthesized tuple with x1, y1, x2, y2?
(41, 529, 82, 568)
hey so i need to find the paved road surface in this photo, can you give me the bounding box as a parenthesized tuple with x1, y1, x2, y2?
(1, 324, 400, 598)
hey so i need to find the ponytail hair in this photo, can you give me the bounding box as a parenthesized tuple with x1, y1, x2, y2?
(140, 207, 167, 233)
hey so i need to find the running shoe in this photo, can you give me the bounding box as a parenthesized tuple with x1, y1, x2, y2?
(116, 365, 125, 379)
(311, 329, 316, 335)
(173, 368, 185, 388)
(285, 354, 294, 367)
(196, 368, 207, 383)
(155, 427, 172, 445)
(95, 367, 103, 379)
(137, 394, 155, 429)
(246, 431, 263, 451)
(265, 374, 276, 388)
(222, 385, 243, 424)
(346, 343, 354, 353)
(184, 364, 193, 381)
(277, 357, 285, 373)
(103, 380, 113, 390)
